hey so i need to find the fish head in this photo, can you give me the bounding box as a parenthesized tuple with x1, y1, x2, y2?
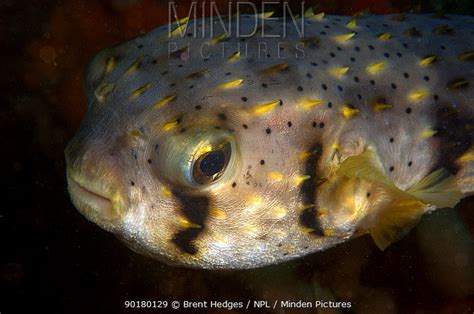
(64, 48, 328, 269)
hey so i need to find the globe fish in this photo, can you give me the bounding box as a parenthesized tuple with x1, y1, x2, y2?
(65, 11, 474, 269)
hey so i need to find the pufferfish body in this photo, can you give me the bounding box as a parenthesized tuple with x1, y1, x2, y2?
(65, 11, 474, 269)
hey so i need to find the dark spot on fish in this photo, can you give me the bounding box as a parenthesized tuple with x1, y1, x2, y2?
(408, 161, 413, 167)
(328, 102, 333, 108)
(320, 31, 326, 35)
(355, 46, 360, 52)
(354, 76, 360, 82)
(424, 76, 430, 81)
(434, 94, 439, 101)
(218, 113, 227, 121)
(171, 192, 209, 255)
(299, 143, 324, 236)
(357, 94, 362, 100)
(287, 121, 292, 127)
(130, 181, 135, 186)
(243, 124, 248, 129)
(396, 52, 402, 57)
(390, 137, 394, 143)
(391, 83, 397, 89)
(330, 52, 336, 58)
(266, 128, 271, 134)
(232, 182, 236, 188)
(306, 73, 312, 78)
(440, 45, 446, 50)
(389, 166, 395, 172)
(403, 43, 409, 49)
(312, 121, 317, 128)
(297, 86, 303, 91)
(162, 70, 168, 75)
(403, 72, 409, 79)
(370, 80, 375, 85)
(225, 72, 232, 76)
(311, 62, 318, 67)
(406, 107, 412, 114)
(338, 85, 343, 91)
(337, 46, 342, 51)
(147, 159, 152, 164)
(319, 122, 325, 128)
(241, 96, 248, 102)
(322, 84, 328, 90)
(432, 105, 474, 174)
(260, 159, 265, 165)
(137, 44, 143, 49)
(366, 192, 371, 198)
(195, 105, 202, 110)
(189, 85, 194, 89)
(384, 52, 390, 58)
(179, 128, 186, 133)
(368, 45, 375, 50)
(261, 83, 268, 88)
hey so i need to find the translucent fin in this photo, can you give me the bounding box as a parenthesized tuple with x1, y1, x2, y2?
(336, 146, 394, 188)
(370, 198, 426, 250)
(407, 169, 463, 208)
(336, 146, 462, 250)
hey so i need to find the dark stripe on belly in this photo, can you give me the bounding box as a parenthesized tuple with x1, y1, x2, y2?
(171, 191, 210, 255)
(299, 143, 324, 236)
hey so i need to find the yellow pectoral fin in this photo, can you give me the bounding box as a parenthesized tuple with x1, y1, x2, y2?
(337, 147, 462, 250)
(407, 168, 463, 208)
(369, 168, 462, 250)
(370, 198, 426, 250)
(336, 146, 394, 188)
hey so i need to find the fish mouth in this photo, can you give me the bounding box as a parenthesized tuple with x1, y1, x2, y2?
(68, 177, 113, 210)
(66, 174, 121, 225)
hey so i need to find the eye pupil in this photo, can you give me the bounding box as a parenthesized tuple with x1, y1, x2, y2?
(200, 150, 226, 177)
(192, 141, 232, 185)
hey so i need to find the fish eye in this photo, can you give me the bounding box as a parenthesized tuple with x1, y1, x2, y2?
(192, 142, 231, 185)
(154, 128, 238, 189)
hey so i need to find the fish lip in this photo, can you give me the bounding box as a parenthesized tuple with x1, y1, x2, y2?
(66, 174, 120, 225)
(67, 175, 113, 211)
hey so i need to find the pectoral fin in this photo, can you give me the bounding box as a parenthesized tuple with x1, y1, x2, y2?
(370, 198, 425, 250)
(336, 146, 395, 189)
(407, 168, 463, 208)
(336, 146, 463, 250)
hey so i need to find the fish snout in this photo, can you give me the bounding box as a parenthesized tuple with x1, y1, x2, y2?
(65, 138, 128, 232)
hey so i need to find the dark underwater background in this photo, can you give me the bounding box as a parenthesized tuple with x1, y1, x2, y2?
(1, 0, 473, 313)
